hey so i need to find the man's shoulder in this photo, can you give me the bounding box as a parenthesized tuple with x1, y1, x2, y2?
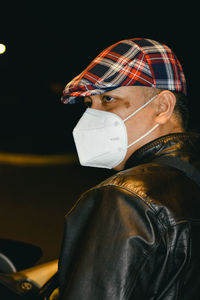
(94, 162, 200, 221)
(96, 162, 175, 199)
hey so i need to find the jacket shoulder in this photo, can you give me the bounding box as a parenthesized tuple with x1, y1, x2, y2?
(97, 162, 176, 200)
(97, 162, 200, 221)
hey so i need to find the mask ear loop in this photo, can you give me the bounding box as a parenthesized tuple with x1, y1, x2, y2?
(127, 124, 159, 148)
(123, 95, 157, 123)
(123, 95, 159, 148)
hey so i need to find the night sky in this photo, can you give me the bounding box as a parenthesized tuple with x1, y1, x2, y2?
(0, 2, 199, 154)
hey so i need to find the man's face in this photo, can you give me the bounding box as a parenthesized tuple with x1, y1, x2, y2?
(84, 86, 159, 170)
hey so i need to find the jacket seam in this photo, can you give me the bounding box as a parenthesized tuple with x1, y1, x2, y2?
(123, 237, 162, 299)
(176, 222, 192, 300)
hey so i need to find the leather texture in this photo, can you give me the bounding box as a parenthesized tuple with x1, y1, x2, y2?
(59, 132, 200, 299)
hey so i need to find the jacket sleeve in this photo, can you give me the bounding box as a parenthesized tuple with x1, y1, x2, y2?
(58, 185, 169, 299)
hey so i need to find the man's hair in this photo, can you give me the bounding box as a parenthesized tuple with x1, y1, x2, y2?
(173, 92, 189, 131)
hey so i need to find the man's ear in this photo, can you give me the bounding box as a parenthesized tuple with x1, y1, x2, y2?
(155, 91, 176, 125)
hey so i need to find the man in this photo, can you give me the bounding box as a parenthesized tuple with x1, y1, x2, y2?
(59, 38, 200, 299)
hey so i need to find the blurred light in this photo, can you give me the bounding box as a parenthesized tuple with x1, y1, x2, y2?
(0, 44, 6, 55)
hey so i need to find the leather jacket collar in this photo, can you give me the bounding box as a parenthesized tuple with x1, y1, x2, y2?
(125, 132, 200, 170)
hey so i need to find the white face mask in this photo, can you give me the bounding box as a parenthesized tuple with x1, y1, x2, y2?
(73, 95, 159, 169)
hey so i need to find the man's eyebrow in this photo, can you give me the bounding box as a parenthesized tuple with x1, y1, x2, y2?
(103, 90, 118, 96)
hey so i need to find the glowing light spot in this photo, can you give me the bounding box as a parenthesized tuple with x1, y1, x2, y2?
(0, 44, 6, 55)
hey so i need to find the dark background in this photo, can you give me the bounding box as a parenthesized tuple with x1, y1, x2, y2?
(0, 3, 199, 264)
(0, 2, 199, 154)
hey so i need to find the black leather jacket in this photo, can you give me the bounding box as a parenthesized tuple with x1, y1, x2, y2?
(59, 132, 200, 299)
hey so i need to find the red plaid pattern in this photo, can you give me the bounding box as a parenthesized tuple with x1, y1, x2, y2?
(61, 38, 187, 104)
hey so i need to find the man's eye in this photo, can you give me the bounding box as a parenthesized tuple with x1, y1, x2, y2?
(103, 96, 114, 102)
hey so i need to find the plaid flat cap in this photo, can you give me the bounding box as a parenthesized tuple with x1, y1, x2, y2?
(61, 38, 187, 104)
